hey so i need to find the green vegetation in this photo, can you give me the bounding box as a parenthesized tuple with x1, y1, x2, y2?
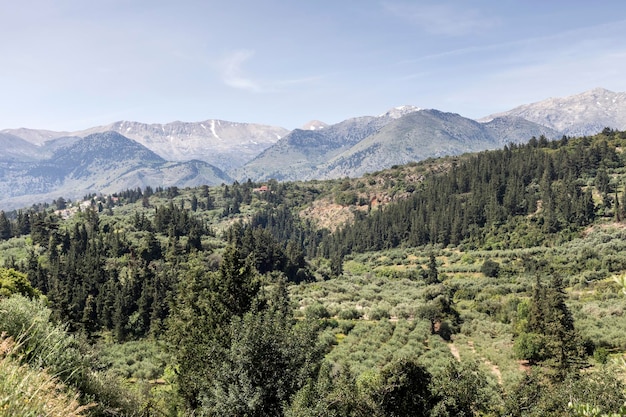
(2, 130, 626, 415)
(0, 336, 90, 417)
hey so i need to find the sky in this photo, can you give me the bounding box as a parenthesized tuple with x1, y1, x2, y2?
(2, 0, 626, 131)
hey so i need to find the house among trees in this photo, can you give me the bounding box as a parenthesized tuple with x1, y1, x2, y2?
(253, 185, 269, 193)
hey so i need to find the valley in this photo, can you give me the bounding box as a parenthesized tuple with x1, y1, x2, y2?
(1, 129, 626, 415)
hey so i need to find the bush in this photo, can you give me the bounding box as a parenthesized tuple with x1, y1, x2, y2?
(0, 267, 40, 298)
(305, 303, 330, 319)
(338, 308, 362, 320)
(369, 307, 390, 321)
(481, 259, 501, 278)
(0, 295, 85, 383)
(593, 347, 609, 364)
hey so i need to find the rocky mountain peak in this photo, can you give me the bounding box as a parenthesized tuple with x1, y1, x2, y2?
(481, 88, 626, 136)
(379, 105, 421, 119)
(301, 120, 329, 131)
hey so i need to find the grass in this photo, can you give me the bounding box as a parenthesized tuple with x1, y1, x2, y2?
(0, 336, 92, 417)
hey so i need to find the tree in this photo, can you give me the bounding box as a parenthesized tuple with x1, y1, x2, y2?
(430, 359, 501, 417)
(417, 284, 459, 340)
(595, 167, 610, 195)
(375, 358, 435, 417)
(204, 303, 322, 416)
(0, 268, 40, 298)
(330, 253, 344, 278)
(515, 275, 584, 377)
(168, 247, 260, 410)
(425, 253, 440, 284)
(0, 211, 11, 240)
(139, 232, 162, 263)
(55, 197, 67, 210)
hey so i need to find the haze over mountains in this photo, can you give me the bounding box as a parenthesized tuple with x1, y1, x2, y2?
(1, 88, 625, 210)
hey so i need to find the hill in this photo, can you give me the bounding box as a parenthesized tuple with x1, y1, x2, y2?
(0, 131, 231, 210)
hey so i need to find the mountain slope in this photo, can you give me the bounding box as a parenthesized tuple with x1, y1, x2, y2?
(319, 110, 495, 178)
(74, 120, 289, 170)
(483, 88, 626, 136)
(0, 133, 43, 162)
(236, 106, 421, 181)
(481, 115, 561, 146)
(240, 109, 560, 181)
(0, 132, 232, 210)
(0, 128, 70, 146)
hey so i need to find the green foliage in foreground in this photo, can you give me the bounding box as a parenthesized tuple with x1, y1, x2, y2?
(0, 295, 143, 416)
(0, 337, 90, 417)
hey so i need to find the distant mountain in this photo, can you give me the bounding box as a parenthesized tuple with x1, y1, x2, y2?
(481, 115, 561, 146)
(73, 120, 289, 171)
(236, 106, 421, 181)
(1, 88, 625, 208)
(0, 133, 42, 162)
(483, 88, 626, 136)
(301, 120, 329, 131)
(0, 128, 70, 146)
(238, 109, 559, 181)
(0, 132, 231, 210)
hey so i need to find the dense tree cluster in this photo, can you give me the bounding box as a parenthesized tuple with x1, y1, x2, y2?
(319, 135, 617, 256)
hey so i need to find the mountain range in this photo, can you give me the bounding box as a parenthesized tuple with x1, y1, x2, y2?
(1, 87, 625, 210)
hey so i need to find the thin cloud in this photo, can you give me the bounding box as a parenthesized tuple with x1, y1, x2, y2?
(219, 50, 262, 92)
(218, 50, 325, 93)
(382, 1, 500, 36)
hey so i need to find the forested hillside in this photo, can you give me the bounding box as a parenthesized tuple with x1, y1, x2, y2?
(2, 129, 626, 416)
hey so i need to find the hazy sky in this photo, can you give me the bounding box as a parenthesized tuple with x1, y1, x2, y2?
(2, 1, 626, 131)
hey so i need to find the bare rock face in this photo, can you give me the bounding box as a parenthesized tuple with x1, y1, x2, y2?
(482, 88, 626, 136)
(301, 120, 329, 131)
(73, 120, 289, 171)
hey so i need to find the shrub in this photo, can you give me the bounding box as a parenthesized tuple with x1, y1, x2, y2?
(0, 295, 85, 383)
(593, 347, 609, 364)
(338, 308, 362, 320)
(481, 259, 501, 278)
(369, 307, 390, 321)
(0, 267, 40, 298)
(305, 303, 330, 319)
(0, 295, 142, 416)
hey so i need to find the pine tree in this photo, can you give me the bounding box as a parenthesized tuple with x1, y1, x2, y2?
(0, 211, 11, 240)
(515, 275, 584, 377)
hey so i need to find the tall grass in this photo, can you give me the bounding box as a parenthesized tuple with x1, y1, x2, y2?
(0, 336, 92, 417)
(0, 295, 143, 417)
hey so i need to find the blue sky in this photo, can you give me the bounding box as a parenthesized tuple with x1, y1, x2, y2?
(2, 1, 626, 131)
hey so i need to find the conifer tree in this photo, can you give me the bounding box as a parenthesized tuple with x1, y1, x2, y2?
(0, 211, 11, 241)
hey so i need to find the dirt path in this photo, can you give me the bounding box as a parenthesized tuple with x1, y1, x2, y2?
(448, 342, 461, 362)
(449, 340, 503, 384)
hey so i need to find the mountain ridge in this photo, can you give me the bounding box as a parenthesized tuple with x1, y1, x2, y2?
(482, 87, 626, 136)
(1, 87, 625, 209)
(0, 131, 232, 210)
